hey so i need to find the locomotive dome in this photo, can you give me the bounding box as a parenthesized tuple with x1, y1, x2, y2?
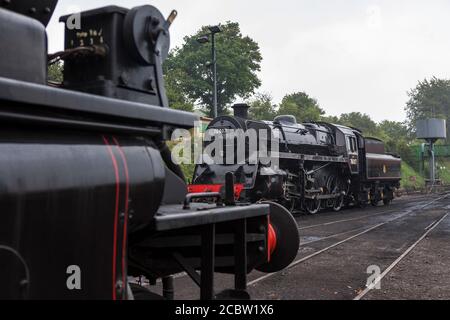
(275, 115, 298, 124)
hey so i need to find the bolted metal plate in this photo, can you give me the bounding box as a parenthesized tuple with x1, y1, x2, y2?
(0, 0, 58, 26)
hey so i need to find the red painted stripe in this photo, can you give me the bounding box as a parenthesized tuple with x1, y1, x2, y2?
(112, 137, 130, 299)
(102, 135, 120, 300)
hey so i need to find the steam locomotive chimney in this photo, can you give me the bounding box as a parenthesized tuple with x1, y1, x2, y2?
(232, 103, 250, 119)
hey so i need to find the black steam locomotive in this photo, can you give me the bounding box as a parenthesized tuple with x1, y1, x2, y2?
(190, 104, 401, 214)
(0, 1, 299, 299)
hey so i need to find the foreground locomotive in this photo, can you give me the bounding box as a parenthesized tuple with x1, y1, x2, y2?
(190, 104, 401, 214)
(0, 1, 299, 299)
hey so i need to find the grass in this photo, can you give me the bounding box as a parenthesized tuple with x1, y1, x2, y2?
(436, 158, 450, 184)
(401, 162, 425, 189)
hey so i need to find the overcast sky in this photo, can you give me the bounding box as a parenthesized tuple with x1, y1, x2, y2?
(47, 0, 450, 122)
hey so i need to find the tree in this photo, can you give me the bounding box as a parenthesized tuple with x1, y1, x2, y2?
(320, 115, 340, 124)
(48, 62, 63, 83)
(378, 120, 410, 154)
(378, 120, 409, 140)
(248, 93, 276, 120)
(338, 112, 379, 136)
(163, 22, 262, 117)
(164, 69, 194, 112)
(277, 92, 324, 122)
(405, 77, 450, 141)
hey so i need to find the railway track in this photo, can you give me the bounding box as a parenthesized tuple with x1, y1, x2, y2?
(298, 208, 397, 231)
(353, 211, 449, 300)
(297, 193, 439, 230)
(297, 196, 442, 245)
(248, 192, 450, 287)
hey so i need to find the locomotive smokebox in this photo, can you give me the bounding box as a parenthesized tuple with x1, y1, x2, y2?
(232, 103, 250, 119)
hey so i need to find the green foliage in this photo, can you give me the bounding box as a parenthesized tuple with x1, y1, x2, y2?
(378, 120, 409, 139)
(164, 22, 262, 117)
(180, 163, 196, 182)
(401, 162, 425, 189)
(48, 62, 63, 83)
(320, 115, 340, 123)
(338, 112, 379, 137)
(164, 68, 195, 112)
(248, 93, 276, 120)
(436, 158, 450, 184)
(277, 92, 324, 122)
(405, 76, 450, 141)
(375, 120, 409, 156)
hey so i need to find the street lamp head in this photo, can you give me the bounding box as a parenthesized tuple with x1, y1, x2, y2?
(197, 35, 209, 44)
(208, 25, 221, 34)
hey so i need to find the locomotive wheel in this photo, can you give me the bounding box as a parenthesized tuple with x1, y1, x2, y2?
(370, 190, 381, 206)
(255, 201, 300, 273)
(280, 197, 296, 213)
(383, 189, 393, 205)
(304, 198, 321, 215)
(333, 195, 344, 212)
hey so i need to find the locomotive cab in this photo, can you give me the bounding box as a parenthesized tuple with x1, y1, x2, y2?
(333, 124, 360, 174)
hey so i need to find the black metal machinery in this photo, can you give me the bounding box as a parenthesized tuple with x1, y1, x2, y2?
(190, 104, 401, 214)
(0, 1, 299, 299)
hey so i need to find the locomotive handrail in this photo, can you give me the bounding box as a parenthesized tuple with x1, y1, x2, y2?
(183, 192, 222, 209)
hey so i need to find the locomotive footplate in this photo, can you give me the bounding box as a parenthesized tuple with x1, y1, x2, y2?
(129, 203, 270, 300)
(153, 203, 269, 231)
(0, 77, 197, 135)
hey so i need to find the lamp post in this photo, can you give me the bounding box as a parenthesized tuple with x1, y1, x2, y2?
(197, 25, 221, 118)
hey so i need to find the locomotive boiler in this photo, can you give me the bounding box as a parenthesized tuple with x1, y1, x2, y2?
(190, 103, 401, 214)
(0, 1, 299, 299)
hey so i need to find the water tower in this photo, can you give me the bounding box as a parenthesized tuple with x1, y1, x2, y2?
(416, 118, 447, 185)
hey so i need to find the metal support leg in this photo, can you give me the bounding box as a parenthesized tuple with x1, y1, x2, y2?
(224, 172, 236, 205)
(173, 252, 201, 287)
(201, 224, 215, 300)
(234, 219, 247, 291)
(162, 276, 174, 300)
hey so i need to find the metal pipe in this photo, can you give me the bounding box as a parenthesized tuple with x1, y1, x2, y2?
(162, 276, 174, 300)
(430, 141, 435, 184)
